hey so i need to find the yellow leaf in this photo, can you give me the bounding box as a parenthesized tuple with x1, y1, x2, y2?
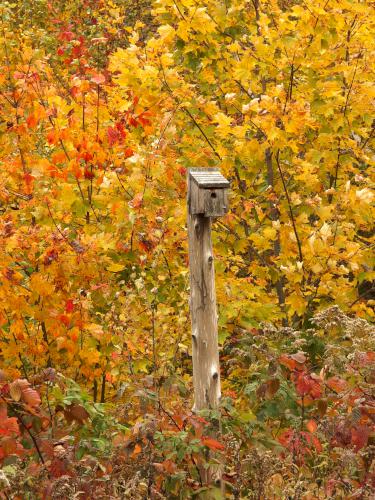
(107, 263, 125, 272)
(30, 274, 54, 297)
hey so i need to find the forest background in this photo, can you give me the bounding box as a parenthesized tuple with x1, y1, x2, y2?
(0, 0, 374, 498)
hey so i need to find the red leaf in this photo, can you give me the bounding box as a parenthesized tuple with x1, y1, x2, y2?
(84, 168, 94, 180)
(311, 435, 323, 453)
(128, 116, 138, 127)
(1, 436, 17, 455)
(124, 147, 134, 158)
(138, 112, 151, 127)
(107, 123, 126, 146)
(351, 425, 370, 451)
(295, 373, 322, 399)
(21, 385, 41, 408)
(65, 299, 74, 313)
(107, 126, 117, 146)
(24, 173, 35, 187)
(59, 30, 74, 42)
(50, 457, 70, 478)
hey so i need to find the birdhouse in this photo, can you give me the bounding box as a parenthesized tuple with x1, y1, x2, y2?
(188, 168, 230, 217)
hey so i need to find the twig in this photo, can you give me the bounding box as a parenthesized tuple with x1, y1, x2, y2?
(275, 151, 303, 262)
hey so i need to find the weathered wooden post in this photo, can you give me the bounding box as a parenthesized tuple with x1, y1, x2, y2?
(187, 168, 230, 484)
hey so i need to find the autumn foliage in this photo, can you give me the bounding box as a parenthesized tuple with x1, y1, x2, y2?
(0, 0, 374, 498)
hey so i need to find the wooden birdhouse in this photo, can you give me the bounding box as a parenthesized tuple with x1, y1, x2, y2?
(188, 168, 230, 217)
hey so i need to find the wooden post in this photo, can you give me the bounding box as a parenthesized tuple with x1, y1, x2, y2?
(187, 168, 230, 485)
(188, 213, 221, 411)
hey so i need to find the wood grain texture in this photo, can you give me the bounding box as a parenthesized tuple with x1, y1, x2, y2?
(187, 174, 221, 412)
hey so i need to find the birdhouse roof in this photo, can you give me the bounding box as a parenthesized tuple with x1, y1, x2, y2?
(189, 169, 230, 188)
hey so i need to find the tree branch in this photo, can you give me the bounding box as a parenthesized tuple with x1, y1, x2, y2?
(275, 151, 303, 262)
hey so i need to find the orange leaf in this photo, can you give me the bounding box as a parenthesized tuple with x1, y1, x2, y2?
(279, 354, 296, 370)
(124, 147, 134, 158)
(26, 114, 38, 129)
(326, 376, 348, 393)
(201, 437, 225, 451)
(132, 443, 142, 457)
(306, 419, 317, 433)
